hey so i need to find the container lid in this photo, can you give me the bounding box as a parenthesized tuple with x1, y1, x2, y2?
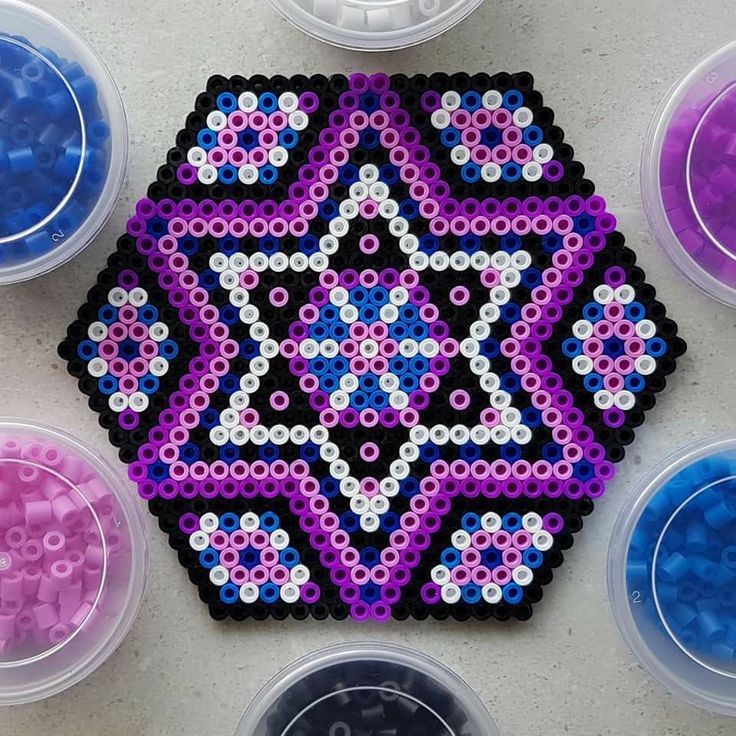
(267, 0, 485, 51)
(235, 641, 500, 735)
(608, 436, 736, 716)
(642, 40, 736, 307)
(0, 418, 147, 705)
(0, 0, 127, 284)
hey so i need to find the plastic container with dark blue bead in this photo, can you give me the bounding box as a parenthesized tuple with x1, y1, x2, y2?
(235, 642, 500, 736)
(0, 0, 127, 284)
(608, 437, 736, 716)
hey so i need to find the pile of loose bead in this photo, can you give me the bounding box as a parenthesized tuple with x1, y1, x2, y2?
(626, 448, 736, 670)
(0, 32, 111, 266)
(0, 431, 127, 656)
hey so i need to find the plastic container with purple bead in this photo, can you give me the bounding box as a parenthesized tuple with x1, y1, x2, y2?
(0, 418, 148, 705)
(235, 642, 500, 736)
(642, 40, 736, 307)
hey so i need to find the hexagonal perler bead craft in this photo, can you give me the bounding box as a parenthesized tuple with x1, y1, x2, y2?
(59, 72, 685, 622)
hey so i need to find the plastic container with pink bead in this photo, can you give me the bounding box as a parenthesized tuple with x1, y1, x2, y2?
(0, 418, 148, 705)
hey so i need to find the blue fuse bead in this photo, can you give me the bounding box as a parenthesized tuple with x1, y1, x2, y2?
(199, 548, 219, 569)
(617, 441, 736, 698)
(693, 610, 724, 642)
(689, 556, 718, 581)
(657, 552, 689, 583)
(461, 584, 482, 604)
(219, 583, 239, 605)
(502, 583, 524, 605)
(24, 230, 54, 255)
(219, 512, 240, 532)
(259, 583, 280, 604)
(704, 498, 736, 530)
(7, 146, 34, 173)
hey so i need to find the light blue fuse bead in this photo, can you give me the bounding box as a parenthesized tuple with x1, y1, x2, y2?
(710, 643, 735, 662)
(722, 545, 736, 570)
(685, 522, 708, 553)
(70, 75, 97, 105)
(53, 200, 87, 235)
(626, 560, 649, 591)
(658, 551, 690, 583)
(656, 582, 679, 604)
(725, 620, 736, 648)
(44, 89, 74, 119)
(695, 594, 721, 612)
(669, 601, 698, 629)
(689, 555, 718, 581)
(718, 588, 736, 608)
(641, 487, 675, 524)
(25, 231, 54, 255)
(704, 498, 736, 530)
(713, 564, 736, 588)
(694, 609, 725, 643)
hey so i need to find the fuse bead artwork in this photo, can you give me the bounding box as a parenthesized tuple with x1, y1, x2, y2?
(60, 72, 685, 622)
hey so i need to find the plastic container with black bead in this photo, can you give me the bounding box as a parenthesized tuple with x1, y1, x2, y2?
(235, 642, 500, 736)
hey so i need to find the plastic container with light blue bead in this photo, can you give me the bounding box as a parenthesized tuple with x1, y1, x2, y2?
(0, 0, 127, 284)
(608, 437, 736, 716)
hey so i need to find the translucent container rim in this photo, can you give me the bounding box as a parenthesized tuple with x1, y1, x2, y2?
(640, 39, 736, 308)
(0, 417, 149, 706)
(607, 434, 736, 717)
(0, 0, 129, 285)
(267, 0, 484, 51)
(234, 640, 500, 735)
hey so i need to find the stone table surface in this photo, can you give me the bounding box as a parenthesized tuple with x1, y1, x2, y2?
(2, 1, 736, 734)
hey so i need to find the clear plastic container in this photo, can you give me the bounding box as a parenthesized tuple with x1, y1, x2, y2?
(268, 0, 484, 51)
(641, 40, 736, 307)
(0, 418, 148, 705)
(235, 641, 500, 735)
(0, 0, 128, 285)
(608, 436, 736, 716)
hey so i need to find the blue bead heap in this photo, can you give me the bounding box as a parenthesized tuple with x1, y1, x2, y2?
(0, 33, 111, 265)
(627, 450, 736, 670)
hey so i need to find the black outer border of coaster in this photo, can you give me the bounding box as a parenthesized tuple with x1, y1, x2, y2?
(59, 72, 686, 622)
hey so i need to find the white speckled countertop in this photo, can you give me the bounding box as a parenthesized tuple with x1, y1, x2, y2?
(2, 1, 736, 734)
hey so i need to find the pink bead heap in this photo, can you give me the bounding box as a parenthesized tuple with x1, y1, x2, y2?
(0, 433, 126, 656)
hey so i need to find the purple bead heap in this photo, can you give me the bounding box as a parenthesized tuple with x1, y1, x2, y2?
(59, 72, 685, 622)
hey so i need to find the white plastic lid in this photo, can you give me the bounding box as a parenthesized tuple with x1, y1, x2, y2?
(268, 0, 485, 51)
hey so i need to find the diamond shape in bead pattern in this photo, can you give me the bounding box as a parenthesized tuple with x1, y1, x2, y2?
(60, 72, 685, 623)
